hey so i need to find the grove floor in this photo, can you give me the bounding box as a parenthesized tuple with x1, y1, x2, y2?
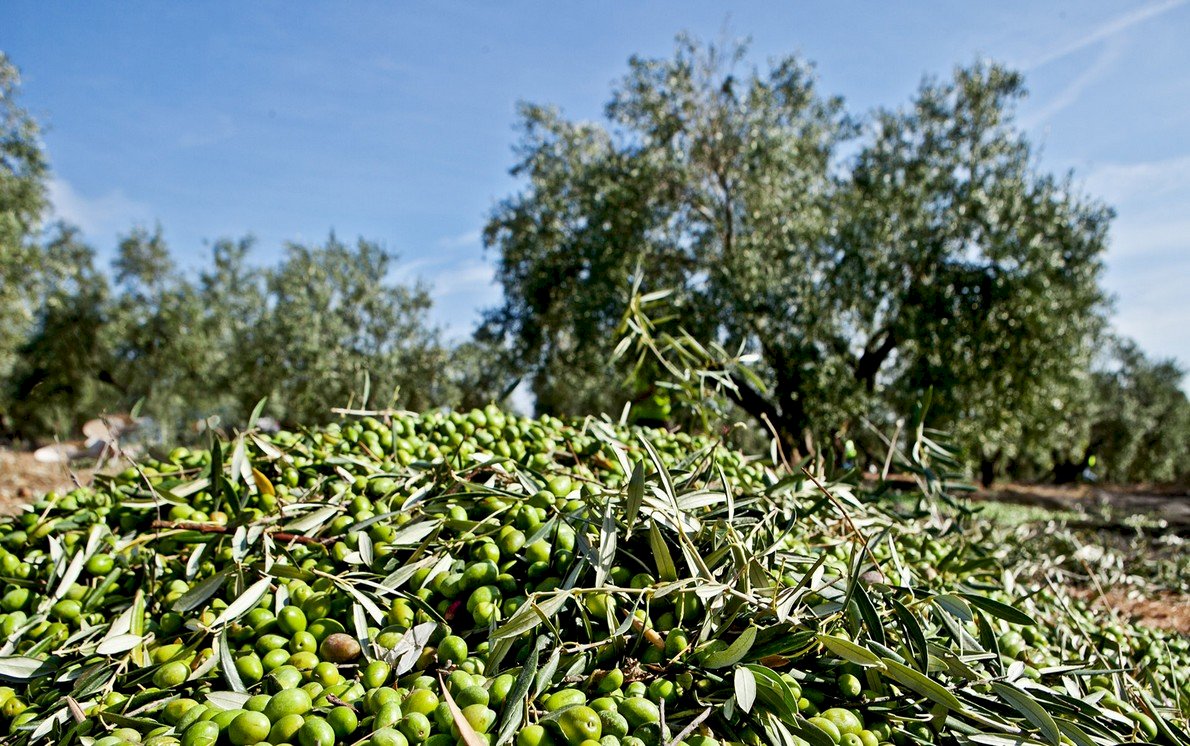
(0, 449, 94, 514)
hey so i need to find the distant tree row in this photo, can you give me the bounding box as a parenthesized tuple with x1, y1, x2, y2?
(1, 45, 1187, 484)
(2, 223, 504, 442)
(1, 53, 508, 443)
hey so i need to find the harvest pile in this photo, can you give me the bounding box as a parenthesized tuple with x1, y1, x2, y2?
(0, 406, 1186, 746)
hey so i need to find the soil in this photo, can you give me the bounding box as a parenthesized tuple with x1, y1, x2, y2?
(0, 449, 94, 515)
(977, 481, 1190, 532)
(977, 481, 1190, 633)
(1068, 587, 1190, 635)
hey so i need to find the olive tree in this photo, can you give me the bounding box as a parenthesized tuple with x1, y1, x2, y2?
(483, 37, 1112, 475)
(838, 65, 1110, 480)
(0, 53, 50, 386)
(192, 236, 269, 421)
(106, 226, 216, 438)
(247, 236, 450, 424)
(4, 224, 113, 437)
(7, 228, 462, 439)
(1080, 339, 1190, 484)
(483, 38, 851, 430)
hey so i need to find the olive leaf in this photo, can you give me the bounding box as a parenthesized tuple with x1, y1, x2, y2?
(703, 625, 757, 669)
(649, 521, 679, 582)
(879, 657, 964, 712)
(960, 593, 1038, 626)
(284, 505, 340, 534)
(625, 460, 645, 532)
(210, 576, 271, 629)
(493, 638, 541, 746)
(491, 593, 569, 641)
(734, 666, 757, 713)
(247, 397, 268, 431)
(817, 634, 882, 668)
(439, 672, 487, 746)
(0, 655, 53, 682)
(173, 572, 229, 613)
(933, 593, 974, 622)
(217, 631, 246, 693)
(95, 634, 143, 657)
(205, 691, 251, 711)
(390, 622, 437, 676)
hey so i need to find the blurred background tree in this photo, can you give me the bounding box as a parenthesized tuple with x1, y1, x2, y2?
(106, 226, 212, 440)
(842, 65, 1111, 483)
(1079, 339, 1190, 484)
(0, 53, 50, 388)
(4, 223, 112, 436)
(246, 237, 449, 423)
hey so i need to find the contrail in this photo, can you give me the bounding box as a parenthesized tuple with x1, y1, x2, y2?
(1027, 0, 1186, 69)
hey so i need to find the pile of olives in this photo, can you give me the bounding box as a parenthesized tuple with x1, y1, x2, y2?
(0, 406, 1184, 746)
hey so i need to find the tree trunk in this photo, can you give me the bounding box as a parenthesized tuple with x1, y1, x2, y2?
(979, 454, 999, 488)
(724, 371, 805, 462)
(1051, 455, 1086, 484)
(855, 328, 898, 392)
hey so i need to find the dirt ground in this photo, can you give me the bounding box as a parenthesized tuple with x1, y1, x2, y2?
(978, 481, 1190, 532)
(1069, 587, 1190, 635)
(0, 449, 94, 515)
(975, 482, 1190, 633)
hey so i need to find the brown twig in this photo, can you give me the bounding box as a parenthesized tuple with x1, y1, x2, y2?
(668, 706, 712, 746)
(759, 413, 793, 472)
(625, 610, 667, 650)
(149, 520, 332, 546)
(800, 467, 883, 574)
(325, 694, 356, 713)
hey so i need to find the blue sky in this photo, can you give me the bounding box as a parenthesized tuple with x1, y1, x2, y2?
(3, 1, 1188, 372)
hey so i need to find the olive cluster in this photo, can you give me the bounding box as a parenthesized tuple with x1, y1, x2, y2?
(0, 405, 1184, 746)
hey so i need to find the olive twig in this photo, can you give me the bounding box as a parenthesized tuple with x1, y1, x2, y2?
(149, 520, 333, 546)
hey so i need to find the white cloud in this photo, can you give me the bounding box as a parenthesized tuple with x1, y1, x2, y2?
(430, 259, 499, 308)
(432, 260, 495, 290)
(1086, 153, 1190, 374)
(1025, 0, 1186, 70)
(1084, 154, 1190, 206)
(47, 177, 153, 242)
(395, 256, 501, 339)
(388, 256, 438, 284)
(1018, 1, 1186, 130)
(1083, 154, 1190, 263)
(1109, 214, 1190, 262)
(390, 228, 499, 337)
(1106, 255, 1190, 374)
(1020, 37, 1125, 128)
(437, 228, 483, 249)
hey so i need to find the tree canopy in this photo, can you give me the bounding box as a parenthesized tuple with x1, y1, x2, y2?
(482, 36, 1115, 478)
(1, 228, 468, 441)
(0, 49, 491, 442)
(1084, 339, 1190, 484)
(0, 53, 51, 383)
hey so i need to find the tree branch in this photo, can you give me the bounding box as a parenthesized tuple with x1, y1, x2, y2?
(855, 327, 898, 391)
(150, 520, 333, 546)
(723, 370, 779, 428)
